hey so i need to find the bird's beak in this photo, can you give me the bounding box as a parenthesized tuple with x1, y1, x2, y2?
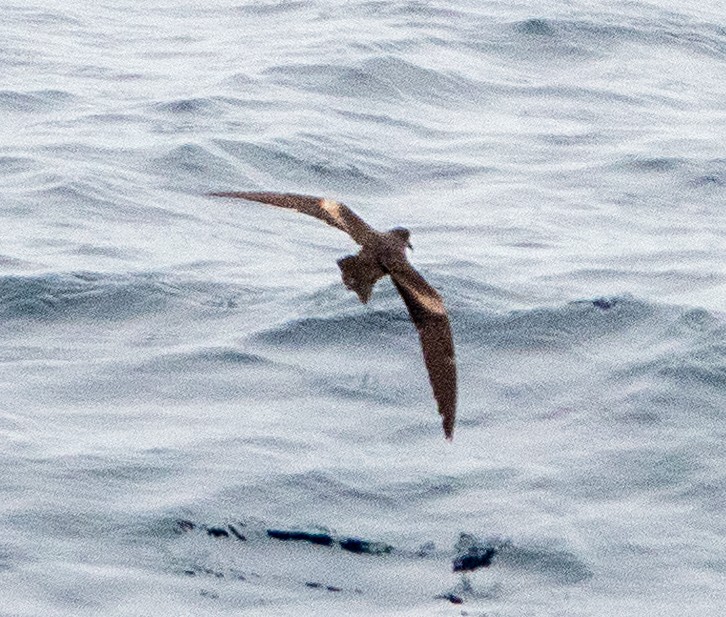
(407, 241, 413, 251)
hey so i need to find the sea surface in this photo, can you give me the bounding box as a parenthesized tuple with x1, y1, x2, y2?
(1, 0, 725, 615)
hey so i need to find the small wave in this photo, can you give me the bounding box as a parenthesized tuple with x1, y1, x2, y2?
(333, 108, 441, 137)
(214, 129, 487, 193)
(500, 17, 606, 59)
(689, 162, 726, 188)
(218, 72, 257, 89)
(151, 143, 248, 188)
(351, 0, 469, 21)
(569, 445, 702, 503)
(266, 62, 402, 100)
(657, 341, 726, 391)
(602, 156, 726, 191)
(313, 373, 400, 405)
(601, 306, 725, 424)
(20, 172, 197, 225)
(0, 272, 167, 321)
(515, 18, 557, 37)
(536, 132, 601, 147)
(456, 295, 660, 350)
(0, 255, 37, 271)
(254, 309, 411, 348)
(0, 271, 256, 322)
(617, 156, 685, 173)
(29, 180, 117, 218)
(0, 89, 77, 113)
(254, 294, 681, 357)
(214, 138, 391, 194)
(152, 97, 225, 117)
(232, 1, 310, 16)
(171, 516, 590, 593)
(65, 244, 142, 261)
(691, 174, 726, 188)
(6, 7, 83, 27)
(0, 546, 12, 572)
(265, 56, 484, 106)
(498, 16, 726, 61)
(135, 348, 270, 374)
(360, 55, 485, 105)
(0, 156, 41, 175)
(497, 541, 593, 584)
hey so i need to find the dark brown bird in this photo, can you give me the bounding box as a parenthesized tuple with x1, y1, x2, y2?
(209, 191, 457, 439)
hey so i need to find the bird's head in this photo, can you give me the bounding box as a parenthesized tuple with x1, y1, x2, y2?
(388, 227, 413, 251)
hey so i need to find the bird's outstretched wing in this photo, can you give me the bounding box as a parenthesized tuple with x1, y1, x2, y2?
(209, 191, 376, 246)
(389, 262, 457, 439)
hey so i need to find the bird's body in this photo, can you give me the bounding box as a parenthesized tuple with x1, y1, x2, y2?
(209, 191, 457, 439)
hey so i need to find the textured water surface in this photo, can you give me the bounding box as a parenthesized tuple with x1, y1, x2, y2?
(1, 0, 725, 615)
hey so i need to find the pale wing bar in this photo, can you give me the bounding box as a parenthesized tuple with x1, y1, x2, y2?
(209, 191, 375, 246)
(389, 263, 457, 439)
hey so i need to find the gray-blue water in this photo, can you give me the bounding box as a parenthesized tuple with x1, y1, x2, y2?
(1, 0, 725, 614)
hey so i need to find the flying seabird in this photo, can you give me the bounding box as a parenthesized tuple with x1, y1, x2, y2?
(208, 191, 457, 440)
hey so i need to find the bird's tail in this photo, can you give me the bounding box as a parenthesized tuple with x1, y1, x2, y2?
(337, 252, 385, 304)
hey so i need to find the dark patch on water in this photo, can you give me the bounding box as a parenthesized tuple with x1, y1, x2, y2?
(182, 564, 243, 579)
(178, 518, 590, 592)
(592, 297, 617, 310)
(228, 525, 246, 541)
(267, 529, 334, 546)
(339, 537, 393, 555)
(178, 520, 246, 541)
(453, 533, 499, 572)
(180, 560, 361, 596)
(306, 582, 343, 592)
(435, 592, 464, 604)
(180, 518, 395, 556)
(175, 519, 196, 533)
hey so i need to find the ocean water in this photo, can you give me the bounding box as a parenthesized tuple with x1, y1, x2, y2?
(1, 0, 724, 614)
